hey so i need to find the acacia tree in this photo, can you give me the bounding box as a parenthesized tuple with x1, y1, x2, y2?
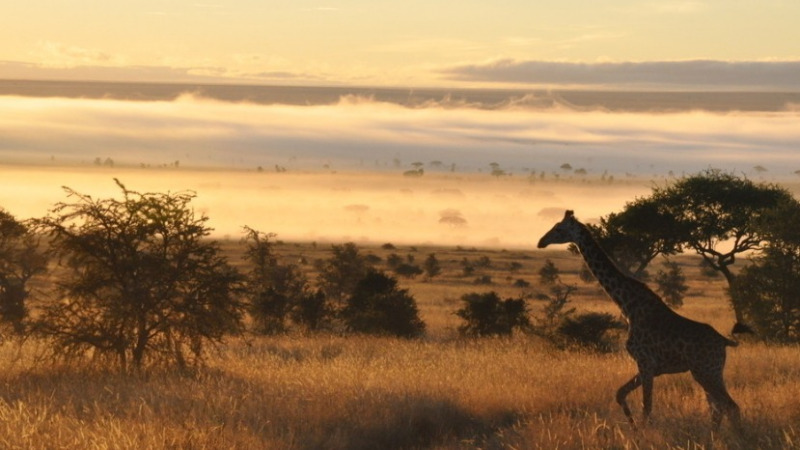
(0, 210, 48, 333)
(242, 227, 311, 334)
(596, 169, 798, 326)
(33, 180, 244, 371)
(655, 170, 797, 324)
(590, 194, 683, 278)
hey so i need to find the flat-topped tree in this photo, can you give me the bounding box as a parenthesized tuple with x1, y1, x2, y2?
(596, 169, 798, 328)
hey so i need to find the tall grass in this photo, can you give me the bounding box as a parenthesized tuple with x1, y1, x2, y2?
(0, 336, 797, 449)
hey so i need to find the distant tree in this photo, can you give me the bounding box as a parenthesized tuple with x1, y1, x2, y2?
(386, 253, 403, 269)
(456, 291, 530, 337)
(491, 167, 506, 178)
(473, 275, 492, 285)
(513, 278, 531, 288)
(0, 210, 48, 333)
(439, 215, 467, 227)
(558, 312, 626, 352)
(460, 258, 475, 277)
(242, 227, 310, 334)
(394, 263, 423, 279)
(341, 270, 425, 338)
(654, 260, 688, 308)
(33, 180, 243, 370)
(560, 163, 572, 171)
(538, 259, 560, 285)
(474, 255, 491, 268)
(316, 242, 371, 309)
(540, 283, 577, 328)
(423, 253, 442, 280)
(730, 201, 800, 342)
(290, 289, 330, 332)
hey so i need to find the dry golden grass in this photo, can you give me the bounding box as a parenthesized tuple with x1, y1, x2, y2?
(1, 241, 798, 449)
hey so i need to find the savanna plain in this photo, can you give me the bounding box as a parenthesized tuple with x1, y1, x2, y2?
(0, 167, 799, 450)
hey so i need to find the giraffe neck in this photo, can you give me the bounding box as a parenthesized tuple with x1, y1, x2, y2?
(572, 221, 657, 319)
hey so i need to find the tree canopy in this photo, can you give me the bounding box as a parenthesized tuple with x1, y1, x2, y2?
(33, 179, 244, 370)
(595, 169, 799, 326)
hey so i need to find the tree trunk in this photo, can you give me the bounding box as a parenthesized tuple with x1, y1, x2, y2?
(717, 261, 747, 326)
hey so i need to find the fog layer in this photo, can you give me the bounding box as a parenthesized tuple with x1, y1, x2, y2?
(2, 94, 800, 175)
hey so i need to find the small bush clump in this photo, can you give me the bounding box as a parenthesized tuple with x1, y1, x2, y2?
(456, 291, 530, 337)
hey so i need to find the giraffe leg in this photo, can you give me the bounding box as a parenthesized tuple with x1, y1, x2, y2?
(616, 375, 641, 428)
(692, 370, 742, 431)
(641, 372, 654, 425)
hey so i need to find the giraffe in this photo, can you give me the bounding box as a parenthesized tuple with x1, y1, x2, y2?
(538, 210, 741, 431)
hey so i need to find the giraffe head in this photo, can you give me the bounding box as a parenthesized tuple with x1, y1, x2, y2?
(537, 210, 580, 248)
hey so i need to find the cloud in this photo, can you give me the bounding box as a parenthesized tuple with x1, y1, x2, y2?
(2, 94, 800, 177)
(442, 60, 800, 90)
(33, 41, 123, 69)
(0, 60, 321, 85)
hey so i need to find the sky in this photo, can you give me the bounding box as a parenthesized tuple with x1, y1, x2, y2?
(2, 1, 800, 88)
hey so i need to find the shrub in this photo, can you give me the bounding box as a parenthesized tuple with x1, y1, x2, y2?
(460, 258, 475, 277)
(557, 312, 626, 352)
(291, 289, 331, 332)
(242, 227, 311, 334)
(386, 253, 403, 269)
(731, 246, 800, 342)
(513, 279, 531, 288)
(423, 253, 442, 279)
(654, 260, 688, 308)
(340, 270, 425, 338)
(538, 259, 560, 285)
(394, 263, 423, 279)
(456, 291, 530, 337)
(539, 284, 577, 328)
(316, 242, 372, 308)
(0, 210, 47, 334)
(473, 275, 492, 285)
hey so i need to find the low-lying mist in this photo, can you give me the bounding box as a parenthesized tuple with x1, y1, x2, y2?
(2, 94, 800, 176)
(1, 166, 650, 248)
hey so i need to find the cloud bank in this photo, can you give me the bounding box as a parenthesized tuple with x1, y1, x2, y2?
(442, 60, 800, 90)
(1, 94, 800, 177)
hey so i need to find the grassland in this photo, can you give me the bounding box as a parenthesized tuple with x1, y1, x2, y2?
(1, 240, 798, 449)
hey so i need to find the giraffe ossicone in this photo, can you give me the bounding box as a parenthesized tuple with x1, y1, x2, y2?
(538, 210, 741, 431)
